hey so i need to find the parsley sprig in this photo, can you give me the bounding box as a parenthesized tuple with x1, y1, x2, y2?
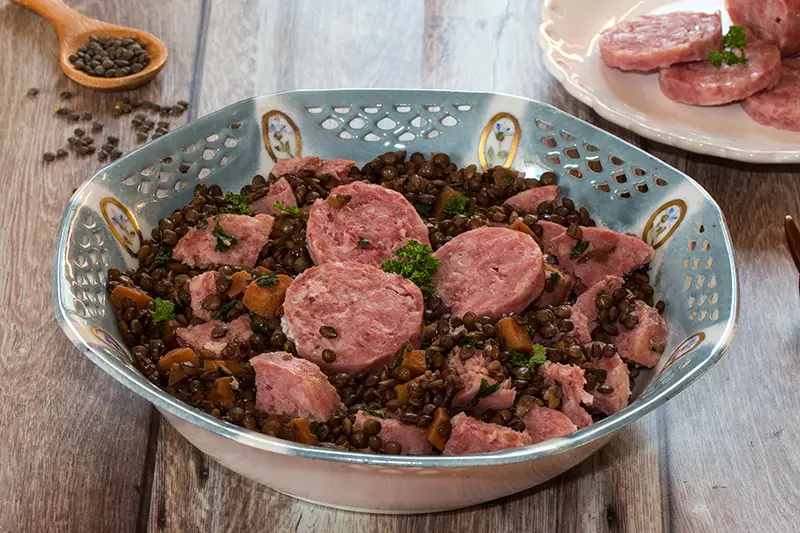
(273, 201, 301, 216)
(219, 191, 251, 215)
(509, 344, 548, 371)
(214, 300, 239, 321)
(709, 25, 748, 69)
(381, 240, 440, 295)
(212, 216, 238, 252)
(442, 195, 468, 216)
(257, 274, 278, 287)
(570, 239, 589, 259)
(361, 404, 388, 419)
(149, 246, 172, 271)
(149, 298, 175, 323)
(455, 330, 475, 347)
(469, 378, 500, 407)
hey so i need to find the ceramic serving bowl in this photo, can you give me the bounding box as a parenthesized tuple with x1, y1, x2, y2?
(53, 89, 738, 513)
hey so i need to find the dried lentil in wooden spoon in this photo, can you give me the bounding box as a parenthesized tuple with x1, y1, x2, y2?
(10, 0, 167, 92)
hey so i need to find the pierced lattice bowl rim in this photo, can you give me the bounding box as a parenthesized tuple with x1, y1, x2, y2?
(53, 89, 739, 468)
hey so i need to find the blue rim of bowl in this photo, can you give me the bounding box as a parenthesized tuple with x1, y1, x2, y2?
(52, 89, 740, 468)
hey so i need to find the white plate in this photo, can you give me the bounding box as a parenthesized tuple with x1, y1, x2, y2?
(539, 0, 800, 163)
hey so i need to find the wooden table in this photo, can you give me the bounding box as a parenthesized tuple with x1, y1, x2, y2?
(1, 1, 798, 531)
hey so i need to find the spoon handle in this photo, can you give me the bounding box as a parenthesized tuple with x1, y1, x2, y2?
(785, 216, 800, 274)
(10, 0, 92, 38)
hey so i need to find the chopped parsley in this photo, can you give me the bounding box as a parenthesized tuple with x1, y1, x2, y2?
(381, 240, 440, 295)
(470, 378, 500, 407)
(709, 25, 748, 69)
(212, 216, 238, 252)
(442, 195, 468, 216)
(530, 344, 547, 365)
(455, 330, 475, 347)
(509, 344, 548, 370)
(508, 350, 531, 367)
(219, 191, 251, 215)
(149, 246, 172, 271)
(214, 300, 239, 321)
(257, 274, 278, 287)
(570, 239, 589, 259)
(361, 404, 388, 419)
(196, 217, 209, 229)
(149, 298, 175, 323)
(550, 272, 561, 285)
(358, 237, 370, 248)
(273, 200, 301, 216)
(309, 422, 321, 437)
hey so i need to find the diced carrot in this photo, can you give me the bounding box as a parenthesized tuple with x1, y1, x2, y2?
(109, 285, 154, 310)
(398, 349, 427, 378)
(432, 186, 466, 220)
(510, 219, 535, 238)
(209, 377, 235, 409)
(227, 271, 253, 298)
(158, 347, 200, 372)
(289, 418, 319, 445)
(426, 407, 451, 451)
(496, 317, 534, 353)
(242, 274, 293, 318)
(394, 376, 422, 405)
(394, 382, 411, 405)
(202, 359, 246, 377)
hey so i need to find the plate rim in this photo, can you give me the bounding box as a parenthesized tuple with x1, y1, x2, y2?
(538, 0, 800, 164)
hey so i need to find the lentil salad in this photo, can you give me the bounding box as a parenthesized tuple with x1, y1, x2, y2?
(106, 150, 667, 456)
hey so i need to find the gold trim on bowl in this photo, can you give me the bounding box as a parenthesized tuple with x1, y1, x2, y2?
(478, 112, 521, 171)
(642, 199, 687, 249)
(262, 110, 302, 161)
(100, 197, 143, 257)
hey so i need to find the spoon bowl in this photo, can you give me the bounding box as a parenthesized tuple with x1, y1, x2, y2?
(10, 0, 167, 92)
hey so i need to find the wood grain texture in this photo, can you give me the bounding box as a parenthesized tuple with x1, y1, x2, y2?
(3, 0, 800, 532)
(0, 0, 203, 531)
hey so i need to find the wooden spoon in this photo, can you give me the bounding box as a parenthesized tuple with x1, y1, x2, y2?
(10, 0, 167, 92)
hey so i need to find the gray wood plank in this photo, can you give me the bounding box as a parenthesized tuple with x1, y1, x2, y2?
(0, 0, 204, 531)
(647, 147, 800, 532)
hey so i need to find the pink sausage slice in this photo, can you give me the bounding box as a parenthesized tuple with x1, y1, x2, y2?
(658, 41, 782, 106)
(447, 347, 516, 411)
(743, 58, 800, 131)
(175, 316, 253, 358)
(251, 351, 342, 422)
(282, 261, 424, 374)
(187, 270, 220, 322)
(587, 354, 631, 415)
(306, 181, 430, 267)
(250, 177, 298, 216)
(442, 413, 532, 456)
(523, 405, 578, 444)
(727, 0, 800, 57)
(599, 12, 723, 71)
(354, 411, 433, 455)
(173, 214, 274, 268)
(539, 362, 594, 429)
(503, 185, 559, 214)
(550, 227, 654, 289)
(272, 156, 355, 182)
(433, 227, 545, 320)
